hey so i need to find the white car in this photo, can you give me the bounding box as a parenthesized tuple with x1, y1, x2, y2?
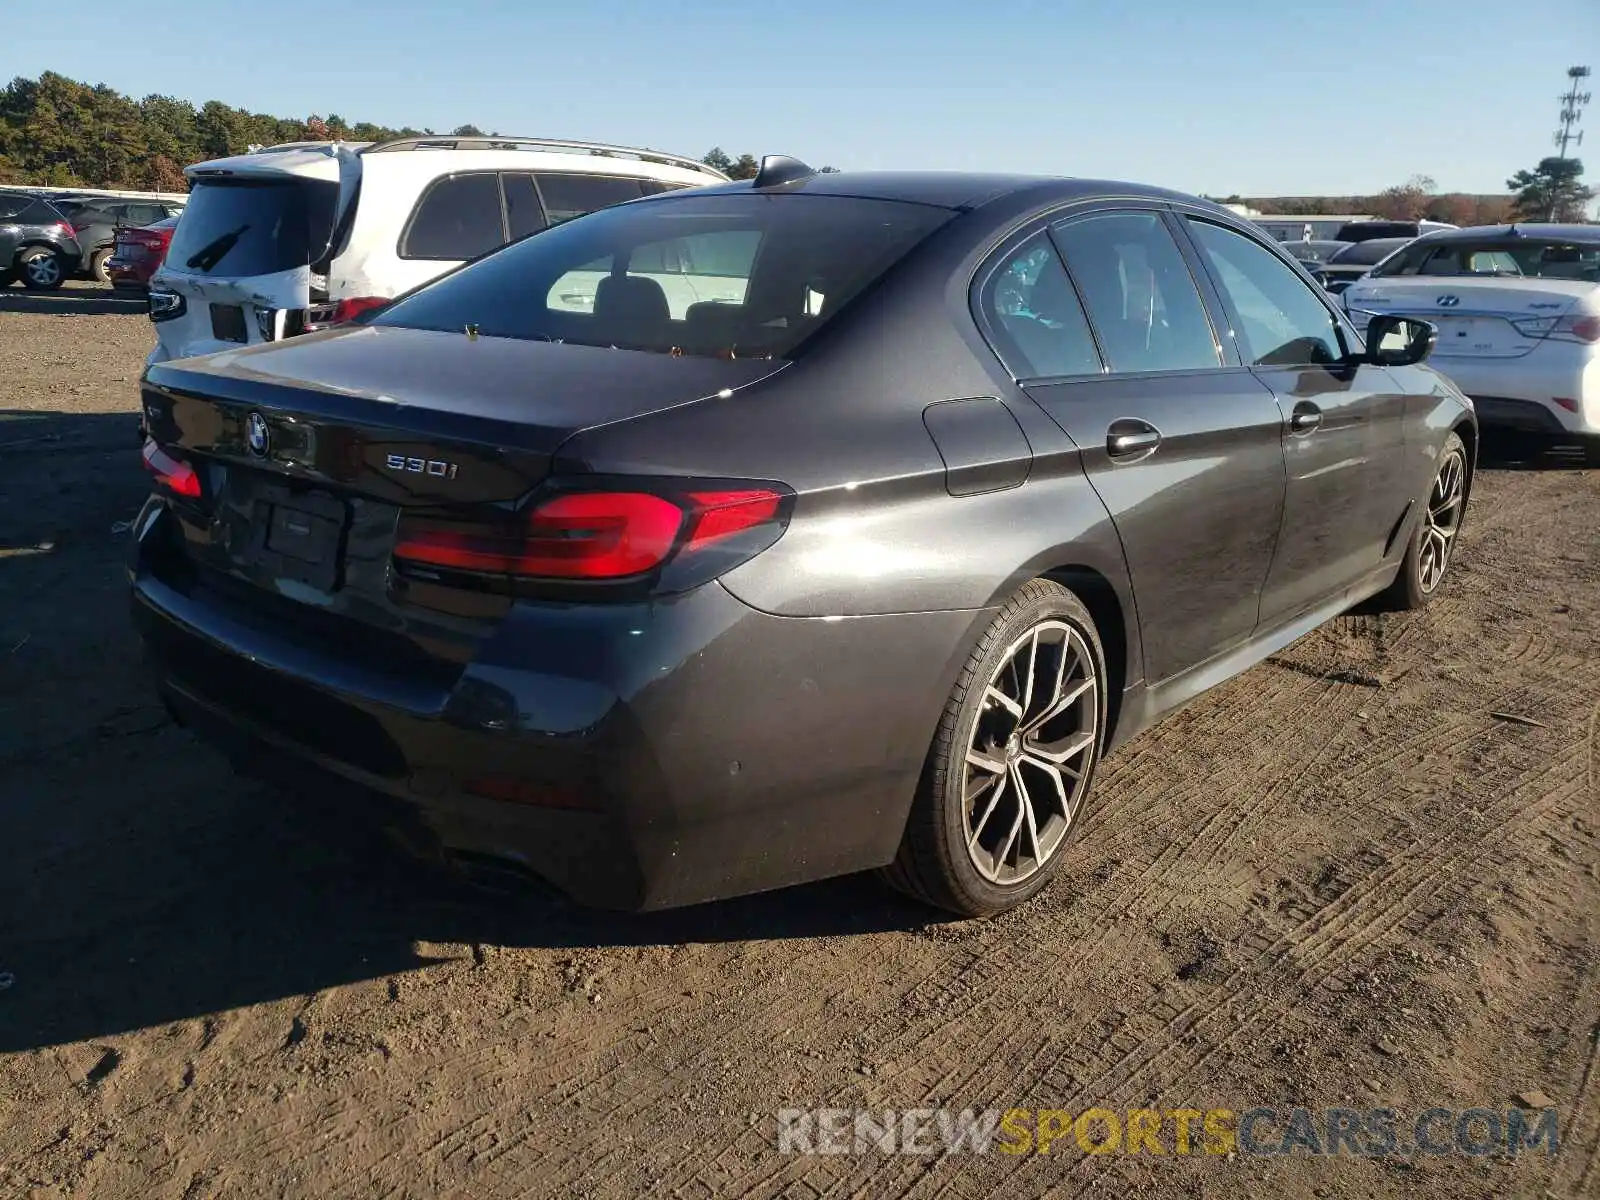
(146, 135, 728, 366)
(1343, 224, 1600, 444)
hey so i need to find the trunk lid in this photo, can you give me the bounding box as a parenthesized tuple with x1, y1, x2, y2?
(1344, 276, 1599, 360)
(140, 326, 784, 625)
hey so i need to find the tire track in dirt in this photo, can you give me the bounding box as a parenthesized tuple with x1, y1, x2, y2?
(950, 739, 1589, 1195)
(892, 669, 1370, 1103)
(1552, 699, 1600, 1197)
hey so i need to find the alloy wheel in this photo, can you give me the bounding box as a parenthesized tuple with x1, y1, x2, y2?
(1419, 447, 1465, 594)
(962, 620, 1098, 885)
(24, 254, 61, 287)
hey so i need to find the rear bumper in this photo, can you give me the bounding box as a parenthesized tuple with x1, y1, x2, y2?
(130, 502, 982, 909)
(1426, 351, 1600, 436)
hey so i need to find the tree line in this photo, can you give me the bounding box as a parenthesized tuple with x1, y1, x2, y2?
(0, 72, 779, 191)
(1228, 160, 1594, 225)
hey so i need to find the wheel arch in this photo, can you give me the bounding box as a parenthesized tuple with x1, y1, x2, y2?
(12, 240, 68, 265)
(1038, 563, 1133, 749)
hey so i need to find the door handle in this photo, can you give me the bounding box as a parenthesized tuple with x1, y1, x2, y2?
(1106, 419, 1162, 460)
(1289, 402, 1322, 434)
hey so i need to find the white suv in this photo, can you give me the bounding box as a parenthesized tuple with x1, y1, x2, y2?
(146, 135, 728, 365)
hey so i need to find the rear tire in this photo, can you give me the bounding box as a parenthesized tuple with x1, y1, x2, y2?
(881, 579, 1107, 917)
(18, 247, 66, 291)
(1375, 431, 1468, 611)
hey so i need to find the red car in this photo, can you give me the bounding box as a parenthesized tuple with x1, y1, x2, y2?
(107, 216, 179, 292)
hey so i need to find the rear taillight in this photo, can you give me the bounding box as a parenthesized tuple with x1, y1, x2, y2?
(1564, 315, 1600, 343)
(393, 485, 790, 585)
(141, 439, 201, 498)
(147, 289, 186, 323)
(332, 296, 390, 323)
(300, 296, 391, 336)
(1512, 313, 1600, 343)
(56, 221, 76, 239)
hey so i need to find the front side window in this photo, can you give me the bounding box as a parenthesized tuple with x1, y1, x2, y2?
(376, 192, 953, 360)
(534, 173, 649, 226)
(1050, 212, 1220, 374)
(400, 172, 505, 261)
(1186, 219, 1345, 367)
(979, 234, 1101, 378)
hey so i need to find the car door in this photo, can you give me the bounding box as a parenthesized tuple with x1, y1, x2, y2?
(986, 208, 1288, 684)
(1178, 214, 1413, 624)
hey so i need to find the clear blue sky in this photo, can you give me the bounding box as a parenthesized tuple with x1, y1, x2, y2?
(5, 0, 1596, 196)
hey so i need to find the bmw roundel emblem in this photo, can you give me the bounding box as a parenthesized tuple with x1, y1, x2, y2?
(246, 411, 270, 458)
(1435, 294, 1460, 308)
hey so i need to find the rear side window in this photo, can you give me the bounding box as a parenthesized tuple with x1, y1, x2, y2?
(534, 173, 648, 225)
(22, 200, 65, 224)
(166, 178, 337, 276)
(0, 194, 30, 219)
(980, 235, 1102, 378)
(1050, 212, 1220, 374)
(400, 172, 505, 260)
(376, 192, 952, 361)
(502, 173, 546, 241)
(1185, 220, 1345, 367)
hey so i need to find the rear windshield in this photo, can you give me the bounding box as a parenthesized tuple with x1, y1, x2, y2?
(1371, 238, 1600, 281)
(373, 192, 954, 360)
(165, 177, 337, 276)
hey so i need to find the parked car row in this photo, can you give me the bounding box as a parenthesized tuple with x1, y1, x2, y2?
(0, 188, 185, 289)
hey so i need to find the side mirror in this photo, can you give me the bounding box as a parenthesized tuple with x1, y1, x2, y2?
(1365, 313, 1436, 367)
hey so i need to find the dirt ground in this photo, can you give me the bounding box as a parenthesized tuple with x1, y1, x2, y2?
(1, 283, 1598, 1200)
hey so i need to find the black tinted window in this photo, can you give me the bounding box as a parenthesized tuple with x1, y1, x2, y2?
(535, 174, 646, 225)
(401, 173, 505, 260)
(1051, 212, 1220, 373)
(981, 235, 1101, 378)
(0, 194, 28, 219)
(1187, 220, 1344, 367)
(21, 200, 65, 224)
(165, 179, 337, 275)
(376, 193, 952, 360)
(503, 174, 545, 241)
(1373, 238, 1600, 282)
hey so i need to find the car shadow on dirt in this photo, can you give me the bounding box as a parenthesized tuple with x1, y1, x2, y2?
(1477, 429, 1597, 471)
(0, 287, 148, 317)
(1, 406, 946, 1054)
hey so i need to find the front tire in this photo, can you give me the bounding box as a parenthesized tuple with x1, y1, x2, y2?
(90, 248, 113, 284)
(881, 579, 1106, 917)
(18, 247, 66, 291)
(1376, 430, 1468, 611)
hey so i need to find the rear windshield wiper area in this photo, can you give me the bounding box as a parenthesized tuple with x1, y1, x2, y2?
(186, 224, 251, 273)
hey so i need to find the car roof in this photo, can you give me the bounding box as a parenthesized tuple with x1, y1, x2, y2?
(1412, 222, 1600, 243)
(680, 170, 1215, 212)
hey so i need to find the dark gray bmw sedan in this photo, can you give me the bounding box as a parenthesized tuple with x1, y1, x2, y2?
(132, 158, 1475, 917)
